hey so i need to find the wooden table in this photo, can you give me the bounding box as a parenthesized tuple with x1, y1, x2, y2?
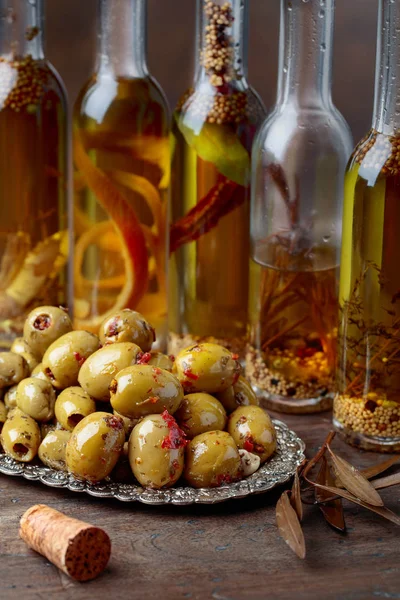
(1, 411, 399, 600)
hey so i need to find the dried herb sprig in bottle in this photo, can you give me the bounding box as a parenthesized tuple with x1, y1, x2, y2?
(247, 0, 352, 413)
(169, 0, 266, 358)
(334, 0, 400, 452)
(73, 0, 170, 349)
(0, 0, 70, 347)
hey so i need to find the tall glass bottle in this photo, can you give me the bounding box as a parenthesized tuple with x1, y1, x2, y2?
(247, 0, 352, 413)
(334, 0, 400, 451)
(169, 0, 266, 358)
(73, 0, 170, 349)
(0, 0, 69, 347)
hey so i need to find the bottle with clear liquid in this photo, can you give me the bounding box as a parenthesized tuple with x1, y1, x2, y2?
(0, 0, 70, 348)
(169, 0, 266, 358)
(334, 0, 400, 452)
(73, 0, 170, 349)
(247, 0, 352, 413)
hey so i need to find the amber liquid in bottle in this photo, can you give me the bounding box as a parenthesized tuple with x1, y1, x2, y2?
(0, 53, 68, 347)
(73, 1, 170, 348)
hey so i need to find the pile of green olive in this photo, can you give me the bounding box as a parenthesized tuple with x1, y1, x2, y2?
(0, 306, 277, 489)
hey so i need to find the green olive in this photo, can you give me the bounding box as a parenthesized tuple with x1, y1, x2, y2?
(55, 387, 96, 430)
(31, 362, 52, 383)
(20, 352, 39, 374)
(147, 352, 174, 372)
(78, 342, 142, 401)
(11, 337, 32, 355)
(128, 413, 185, 488)
(65, 412, 125, 483)
(227, 406, 276, 464)
(110, 365, 183, 419)
(0, 352, 29, 388)
(0, 408, 41, 462)
(4, 385, 18, 410)
(42, 331, 101, 390)
(23, 305, 73, 359)
(0, 400, 6, 432)
(38, 429, 71, 470)
(216, 376, 259, 413)
(174, 393, 227, 439)
(174, 343, 241, 394)
(113, 410, 139, 437)
(16, 377, 56, 422)
(99, 309, 155, 351)
(185, 431, 242, 488)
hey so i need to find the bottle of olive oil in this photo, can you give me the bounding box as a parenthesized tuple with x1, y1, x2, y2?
(0, 0, 70, 348)
(73, 0, 170, 349)
(334, 0, 400, 451)
(169, 0, 266, 358)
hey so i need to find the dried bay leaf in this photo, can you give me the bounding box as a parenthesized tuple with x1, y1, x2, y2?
(327, 446, 384, 507)
(315, 457, 346, 532)
(290, 470, 303, 521)
(372, 472, 400, 490)
(307, 479, 400, 526)
(361, 456, 400, 480)
(276, 490, 306, 559)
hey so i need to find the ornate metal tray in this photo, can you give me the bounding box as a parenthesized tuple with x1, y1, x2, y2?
(0, 419, 305, 505)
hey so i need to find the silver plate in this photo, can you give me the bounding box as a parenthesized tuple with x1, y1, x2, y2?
(0, 419, 305, 505)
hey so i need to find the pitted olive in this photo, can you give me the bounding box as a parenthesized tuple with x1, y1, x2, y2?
(174, 343, 241, 393)
(55, 387, 96, 430)
(128, 412, 186, 488)
(16, 377, 56, 422)
(110, 365, 183, 419)
(227, 405, 276, 464)
(99, 309, 155, 351)
(20, 352, 39, 374)
(147, 352, 174, 372)
(216, 376, 259, 413)
(42, 330, 101, 389)
(38, 429, 71, 470)
(4, 385, 18, 410)
(10, 337, 32, 355)
(23, 305, 73, 359)
(78, 342, 142, 401)
(0, 408, 41, 462)
(31, 362, 52, 383)
(0, 352, 29, 388)
(185, 431, 242, 488)
(65, 412, 125, 482)
(174, 393, 227, 439)
(113, 410, 139, 437)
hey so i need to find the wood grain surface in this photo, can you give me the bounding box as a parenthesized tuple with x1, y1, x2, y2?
(1, 411, 399, 600)
(45, 0, 378, 142)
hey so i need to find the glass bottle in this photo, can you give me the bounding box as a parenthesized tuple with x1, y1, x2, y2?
(73, 0, 170, 349)
(247, 0, 352, 413)
(334, 0, 400, 452)
(0, 0, 70, 348)
(169, 0, 266, 358)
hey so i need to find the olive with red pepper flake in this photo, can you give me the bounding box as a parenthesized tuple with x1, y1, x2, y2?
(174, 392, 227, 439)
(227, 405, 276, 464)
(42, 331, 101, 390)
(109, 364, 183, 419)
(23, 306, 73, 359)
(185, 430, 242, 488)
(174, 343, 241, 394)
(65, 412, 125, 483)
(129, 412, 186, 488)
(216, 375, 259, 413)
(99, 309, 156, 352)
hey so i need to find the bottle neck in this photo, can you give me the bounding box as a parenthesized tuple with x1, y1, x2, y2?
(277, 0, 333, 109)
(98, 0, 147, 79)
(373, 0, 400, 135)
(0, 0, 44, 60)
(194, 0, 248, 88)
